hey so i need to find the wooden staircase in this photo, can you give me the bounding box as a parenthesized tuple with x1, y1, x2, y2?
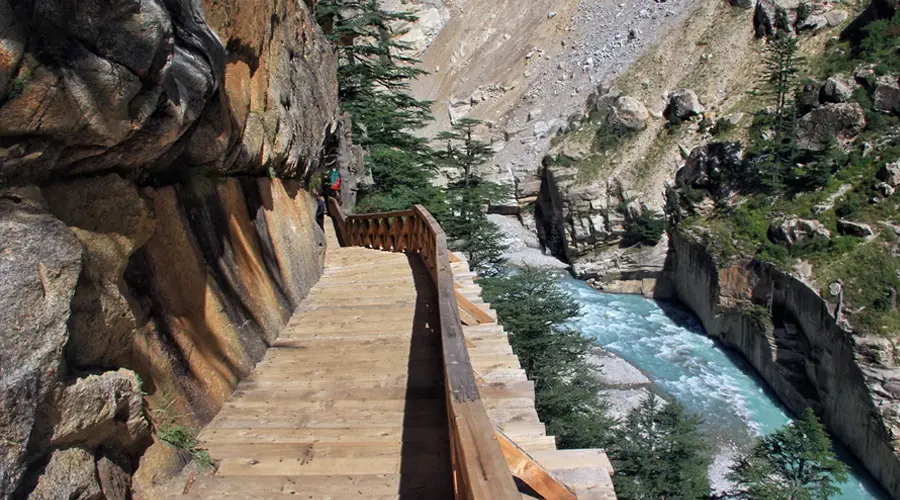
(182, 205, 616, 499)
(452, 258, 617, 500)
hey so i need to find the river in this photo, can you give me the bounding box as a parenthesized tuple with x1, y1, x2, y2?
(559, 276, 888, 499)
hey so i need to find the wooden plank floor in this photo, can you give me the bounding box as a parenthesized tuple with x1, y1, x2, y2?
(186, 222, 454, 499)
(184, 220, 617, 499)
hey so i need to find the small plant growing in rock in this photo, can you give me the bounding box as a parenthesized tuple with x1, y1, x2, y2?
(151, 395, 215, 469)
(157, 424, 215, 468)
(6, 76, 27, 99)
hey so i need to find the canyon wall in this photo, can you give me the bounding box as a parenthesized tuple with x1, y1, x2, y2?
(666, 231, 900, 499)
(0, 0, 351, 497)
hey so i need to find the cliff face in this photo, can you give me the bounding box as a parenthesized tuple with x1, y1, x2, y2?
(0, 0, 346, 497)
(1, 0, 347, 182)
(667, 231, 900, 499)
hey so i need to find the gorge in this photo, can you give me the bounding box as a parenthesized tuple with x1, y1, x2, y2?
(1, 0, 900, 497)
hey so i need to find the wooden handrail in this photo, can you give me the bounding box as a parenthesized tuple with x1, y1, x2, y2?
(327, 198, 519, 499)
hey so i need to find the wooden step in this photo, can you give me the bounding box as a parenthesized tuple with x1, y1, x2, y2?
(199, 427, 448, 445)
(531, 449, 615, 477)
(184, 474, 454, 498)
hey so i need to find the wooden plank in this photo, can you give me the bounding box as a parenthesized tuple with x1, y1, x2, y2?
(184, 474, 452, 498)
(456, 289, 497, 326)
(496, 430, 577, 500)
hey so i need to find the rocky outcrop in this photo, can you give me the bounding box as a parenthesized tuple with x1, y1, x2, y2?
(794, 102, 867, 151)
(0, 0, 342, 183)
(769, 218, 831, 247)
(666, 231, 900, 500)
(874, 75, 900, 115)
(879, 161, 900, 186)
(0, 190, 83, 496)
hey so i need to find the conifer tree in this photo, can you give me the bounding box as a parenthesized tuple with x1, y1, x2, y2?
(316, 0, 443, 213)
(436, 118, 509, 274)
(728, 408, 848, 499)
(609, 395, 712, 499)
(758, 30, 803, 192)
(480, 268, 614, 449)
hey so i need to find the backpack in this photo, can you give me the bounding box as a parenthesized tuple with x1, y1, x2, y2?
(329, 169, 341, 191)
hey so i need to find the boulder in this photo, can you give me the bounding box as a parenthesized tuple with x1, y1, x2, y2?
(797, 80, 823, 111)
(877, 162, 900, 186)
(821, 75, 857, 103)
(798, 14, 828, 31)
(755, 0, 799, 37)
(30, 448, 102, 500)
(664, 88, 704, 122)
(607, 96, 650, 131)
(794, 102, 866, 151)
(533, 120, 552, 139)
(826, 9, 848, 26)
(677, 142, 745, 191)
(51, 369, 150, 451)
(96, 456, 131, 500)
(769, 218, 831, 247)
(876, 182, 895, 198)
(873, 75, 900, 114)
(837, 219, 875, 238)
(853, 63, 877, 83)
(0, 189, 82, 497)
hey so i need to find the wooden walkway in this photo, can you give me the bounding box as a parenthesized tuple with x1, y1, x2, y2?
(184, 219, 616, 498)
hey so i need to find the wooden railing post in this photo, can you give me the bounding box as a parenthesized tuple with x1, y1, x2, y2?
(324, 200, 519, 499)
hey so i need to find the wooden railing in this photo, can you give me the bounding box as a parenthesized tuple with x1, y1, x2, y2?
(327, 198, 519, 499)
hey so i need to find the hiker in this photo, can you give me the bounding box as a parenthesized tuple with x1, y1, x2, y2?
(314, 188, 326, 230)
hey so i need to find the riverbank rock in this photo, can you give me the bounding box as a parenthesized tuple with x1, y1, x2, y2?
(0, 189, 82, 496)
(794, 102, 866, 151)
(30, 448, 102, 500)
(608, 95, 650, 131)
(769, 218, 831, 246)
(874, 75, 900, 114)
(664, 88, 704, 122)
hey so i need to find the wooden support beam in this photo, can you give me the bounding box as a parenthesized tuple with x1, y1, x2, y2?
(450, 251, 462, 263)
(496, 429, 577, 500)
(456, 289, 496, 326)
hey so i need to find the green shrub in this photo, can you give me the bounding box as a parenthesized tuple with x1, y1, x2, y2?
(624, 209, 665, 246)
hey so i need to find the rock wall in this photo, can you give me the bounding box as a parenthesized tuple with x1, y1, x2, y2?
(666, 230, 900, 499)
(0, 0, 347, 496)
(0, 177, 326, 498)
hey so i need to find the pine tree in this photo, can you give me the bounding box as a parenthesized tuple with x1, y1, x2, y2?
(436, 118, 510, 274)
(728, 408, 848, 500)
(480, 269, 614, 449)
(316, 0, 443, 213)
(759, 30, 803, 192)
(609, 394, 712, 500)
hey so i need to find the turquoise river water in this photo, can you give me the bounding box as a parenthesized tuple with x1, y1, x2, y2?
(560, 276, 887, 499)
